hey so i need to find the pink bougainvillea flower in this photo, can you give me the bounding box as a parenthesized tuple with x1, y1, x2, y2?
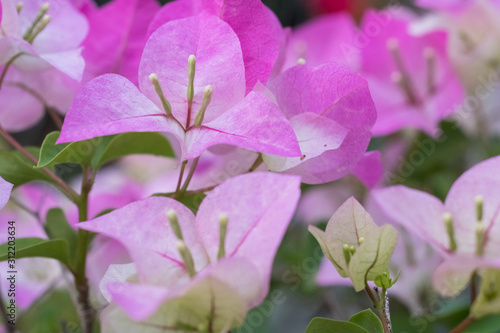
(360, 10, 464, 136)
(78, 173, 301, 330)
(148, 0, 283, 93)
(280, 12, 360, 72)
(373, 156, 500, 295)
(0, 183, 62, 310)
(0, 65, 79, 131)
(264, 62, 379, 184)
(0, 0, 88, 81)
(0, 176, 12, 210)
(78, 0, 159, 84)
(58, 13, 300, 161)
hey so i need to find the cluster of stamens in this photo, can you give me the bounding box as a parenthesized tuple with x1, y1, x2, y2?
(442, 195, 487, 256)
(19, 2, 51, 44)
(149, 55, 213, 130)
(167, 209, 229, 278)
(342, 236, 365, 265)
(386, 38, 437, 106)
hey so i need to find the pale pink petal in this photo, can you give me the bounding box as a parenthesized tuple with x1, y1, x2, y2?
(351, 151, 383, 188)
(268, 62, 376, 183)
(40, 48, 85, 81)
(0, 0, 18, 35)
(196, 172, 301, 304)
(57, 74, 182, 144)
(185, 91, 301, 160)
(316, 258, 352, 287)
(263, 112, 347, 172)
(79, 197, 209, 285)
(108, 258, 261, 321)
(0, 177, 12, 210)
(433, 256, 500, 297)
(445, 156, 500, 257)
(22, 0, 89, 53)
(139, 13, 245, 127)
(371, 186, 449, 254)
(0, 79, 44, 132)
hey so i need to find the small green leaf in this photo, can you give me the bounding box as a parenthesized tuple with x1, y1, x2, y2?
(92, 132, 174, 168)
(37, 131, 103, 168)
(471, 269, 500, 318)
(0, 237, 71, 267)
(0, 148, 55, 186)
(349, 310, 384, 333)
(37, 131, 174, 169)
(306, 317, 369, 333)
(44, 208, 77, 260)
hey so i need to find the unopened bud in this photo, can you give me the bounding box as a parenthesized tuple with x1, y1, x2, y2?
(167, 209, 183, 241)
(217, 213, 229, 259)
(176, 240, 196, 277)
(194, 85, 213, 126)
(149, 73, 172, 116)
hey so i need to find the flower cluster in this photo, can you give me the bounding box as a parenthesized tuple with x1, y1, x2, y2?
(1, 0, 500, 332)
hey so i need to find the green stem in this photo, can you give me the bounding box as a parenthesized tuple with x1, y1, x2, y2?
(178, 157, 199, 196)
(450, 316, 475, 333)
(0, 53, 24, 90)
(248, 154, 263, 172)
(175, 160, 188, 194)
(365, 285, 391, 333)
(73, 167, 95, 333)
(471, 272, 477, 304)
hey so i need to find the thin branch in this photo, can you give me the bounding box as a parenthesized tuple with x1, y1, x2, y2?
(0, 125, 79, 202)
(450, 316, 475, 333)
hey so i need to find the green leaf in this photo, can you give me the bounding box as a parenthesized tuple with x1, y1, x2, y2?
(37, 131, 174, 169)
(0, 238, 70, 267)
(349, 310, 384, 333)
(152, 192, 206, 214)
(0, 148, 55, 186)
(91, 132, 174, 168)
(44, 208, 77, 261)
(37, 131, 103, 168)
(306, 317, 369, 333)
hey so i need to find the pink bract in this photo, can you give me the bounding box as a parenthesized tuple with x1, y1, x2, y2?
(58, 13, 300, 162)
(79, 172, 301, 323)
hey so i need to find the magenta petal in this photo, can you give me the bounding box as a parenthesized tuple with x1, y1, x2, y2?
(81, 0, 159, 84)
(78, 197, 208, 285)
(139, 13, 246, 127)
(196, 172, 301, 304)
(0, 177, 13, 210)
(283, 12, 359, 71)
(149, 0, 282, 92)
(215, 0, 282, 93)
(185, 91, 301, 159)
(57, 74, 178, 144)
(371, 186, 449, 254)
(445, 156, 500, 257)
